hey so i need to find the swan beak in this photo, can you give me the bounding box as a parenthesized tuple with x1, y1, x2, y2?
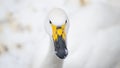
(51, 24, 68, 59)
(54, 36, 68, 59)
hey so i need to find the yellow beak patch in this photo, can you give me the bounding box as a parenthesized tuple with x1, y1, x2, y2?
(51, 24, 66, 41)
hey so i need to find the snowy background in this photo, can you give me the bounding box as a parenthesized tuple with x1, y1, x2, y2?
(0, 0, 120, 68)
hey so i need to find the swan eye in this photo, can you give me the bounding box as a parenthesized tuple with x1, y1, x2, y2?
(49, 20, 52, 24)
(65, 20, 67, 24)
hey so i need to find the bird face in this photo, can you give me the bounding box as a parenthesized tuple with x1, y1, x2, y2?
(50, 21, 68, 59)
(45, 8, 69, 59)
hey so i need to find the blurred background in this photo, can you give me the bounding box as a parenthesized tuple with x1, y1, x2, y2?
(0, 0, 120, 68)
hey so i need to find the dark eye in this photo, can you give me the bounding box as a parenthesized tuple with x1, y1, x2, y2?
(49, 20, 52, 24)
(65, 20, 67, 24)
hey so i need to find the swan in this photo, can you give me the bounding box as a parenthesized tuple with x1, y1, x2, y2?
(37, 8, 70, 68)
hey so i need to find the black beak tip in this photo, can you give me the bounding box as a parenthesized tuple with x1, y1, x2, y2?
(55, 49, 68, 59)
(54, 36, 68, 59)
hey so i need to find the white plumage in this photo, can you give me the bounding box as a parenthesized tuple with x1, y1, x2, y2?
(0, 0, 120, 68)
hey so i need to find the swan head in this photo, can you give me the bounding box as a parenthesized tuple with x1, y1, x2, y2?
(45, 8, 69, 59)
